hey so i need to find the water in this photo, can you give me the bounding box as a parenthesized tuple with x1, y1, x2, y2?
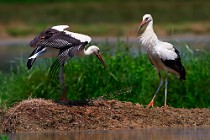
(6, 127, 210, 140)
(0, 36, 209, 71)
(0, 41, 32, 71)
(1, 38, 210, 140)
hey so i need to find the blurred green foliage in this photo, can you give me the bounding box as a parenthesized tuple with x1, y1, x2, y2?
(0, 0, 208, 3)
(1, 2, 209, 24)
(0, 135, 8, 140)
(0, 41, 210, 108)
(0, 1, 210, 37)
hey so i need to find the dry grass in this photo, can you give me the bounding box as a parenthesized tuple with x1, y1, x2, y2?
(2, 98, 210, 133)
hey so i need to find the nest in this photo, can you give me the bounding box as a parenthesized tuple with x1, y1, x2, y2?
(2, 99, 210, 133)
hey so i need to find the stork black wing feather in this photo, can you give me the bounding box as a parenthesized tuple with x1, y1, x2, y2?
(29, 28, 83, 49)
(161, 57, 186, 80)
(174, 48, 181, 57)
(50, 49, 69, 77)
(27, 46, 45, 69)
(36, 32, 82, 49)
(49, 43, 87, 77)
(29, 28, 56, 47)
(50, 59, 61, 78)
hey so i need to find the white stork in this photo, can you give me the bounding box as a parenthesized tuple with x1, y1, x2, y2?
(137, 14, 186, 107)
(27, 25, 106, 102)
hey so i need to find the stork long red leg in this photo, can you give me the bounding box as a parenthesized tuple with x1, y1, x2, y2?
(147, 71, 163, 108)
(27, 25, 106, 102)
(138, 14, 186, 107)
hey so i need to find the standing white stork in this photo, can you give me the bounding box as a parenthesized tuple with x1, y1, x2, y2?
(137, 14, 186, 108)
(27, 25, 106, 102)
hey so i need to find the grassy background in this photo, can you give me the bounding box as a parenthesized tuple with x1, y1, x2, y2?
(0, 41, 210, 108)
(0, 1, 210, 38)
(0, 0, 210, 109)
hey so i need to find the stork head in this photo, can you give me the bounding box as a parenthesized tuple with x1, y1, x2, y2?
(85, 45, 107, 68)
(137, 14, 153, 33)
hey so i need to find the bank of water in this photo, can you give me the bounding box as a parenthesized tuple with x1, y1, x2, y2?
(5, 126, 210, 140)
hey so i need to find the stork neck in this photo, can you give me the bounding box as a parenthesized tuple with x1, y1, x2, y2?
(140, 21, 159, 47)
(145, 22, 154, 33)
(83, 46, 92, 55)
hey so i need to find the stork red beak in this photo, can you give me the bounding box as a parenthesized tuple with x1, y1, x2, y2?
(96, 53, 107, 68)
(137, 20, 146, 33)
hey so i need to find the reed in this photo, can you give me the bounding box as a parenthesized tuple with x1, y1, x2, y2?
(0, 41, 210, 108)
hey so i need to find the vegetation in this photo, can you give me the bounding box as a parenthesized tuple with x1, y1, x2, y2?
(0, 1, 210, 37)
(0, 0, 208, 4)
(0, 41, 210, 108)
(0, 0, 209, 109)
(0, 135, 8, 140)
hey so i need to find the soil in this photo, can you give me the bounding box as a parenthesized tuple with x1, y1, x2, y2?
(1, 98, 210, 133)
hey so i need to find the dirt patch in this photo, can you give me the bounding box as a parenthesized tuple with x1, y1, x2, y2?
(1, 99, 210, 133)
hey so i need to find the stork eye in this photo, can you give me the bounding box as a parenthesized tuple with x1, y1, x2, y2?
(145, 17, 149, 21)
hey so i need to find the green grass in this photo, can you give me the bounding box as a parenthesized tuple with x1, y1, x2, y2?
(0, 1, 210, 37)
(0, 135, 9, 140)
(0, 41, 210, 108)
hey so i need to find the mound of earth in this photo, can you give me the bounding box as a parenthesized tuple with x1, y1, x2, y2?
(1, 99, 210, 132)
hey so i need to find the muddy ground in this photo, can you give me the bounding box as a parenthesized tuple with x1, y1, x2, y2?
(1, 98, 210, 133)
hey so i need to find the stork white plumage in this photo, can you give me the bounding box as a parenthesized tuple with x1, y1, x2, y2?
(27, 25, 106, 102)
(137, 14, 186, 108)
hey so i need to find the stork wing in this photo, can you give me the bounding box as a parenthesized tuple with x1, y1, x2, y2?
(29, 28, 57, 47)
(27, 46, 46, 69)
(156, 42, 178, 61)
(29, 27, 84, 49)
(36, 31, 84, 49)
(50, 43, 87, 77)
(160, 46, 186, 80)
(51, 25, 69, 31)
